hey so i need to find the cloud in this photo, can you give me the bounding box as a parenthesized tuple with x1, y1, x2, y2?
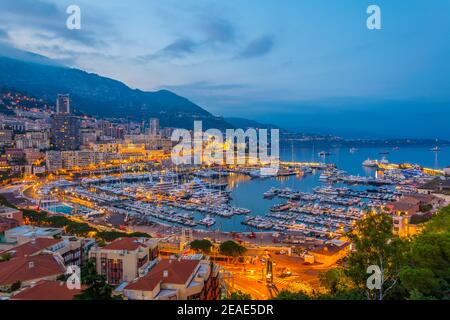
(202, 18, 236, 43)
(139, 38, 197, 61)
(0, 0, 109, 48)
(237, 35, 275, 59)
(164, 81, 249, 92)
(0, 29, 10, 42)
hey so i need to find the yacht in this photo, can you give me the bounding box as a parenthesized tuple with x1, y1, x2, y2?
(362, 158, 379, 167)
(431, 146, 441, 152)
(199, 215, 216, 227)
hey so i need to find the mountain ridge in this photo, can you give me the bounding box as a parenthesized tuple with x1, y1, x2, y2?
(0, 51, 229, 130)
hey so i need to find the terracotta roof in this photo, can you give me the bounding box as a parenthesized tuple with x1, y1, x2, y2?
(124, 259, 200, 292)
(2, 238, 63, 258)
(11, 280, 81, 300)
(0, 255, 65, 286)
(102, 237, 148, 251)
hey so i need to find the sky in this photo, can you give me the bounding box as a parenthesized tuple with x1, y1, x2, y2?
(0, 0, 449, 138)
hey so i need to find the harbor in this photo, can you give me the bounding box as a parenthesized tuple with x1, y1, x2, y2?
(29, 146, 449, 244)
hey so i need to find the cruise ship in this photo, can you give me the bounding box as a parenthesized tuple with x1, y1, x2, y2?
(362, 157, 389, 167)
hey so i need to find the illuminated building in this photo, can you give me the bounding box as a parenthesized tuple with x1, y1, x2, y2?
(122, 256, 220, 300)
(56, 94, 71, 114)
(89, 237, 159, 285)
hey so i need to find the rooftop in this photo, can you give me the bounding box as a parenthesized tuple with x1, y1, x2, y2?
(102, 237, 150, 251)
(124, 259, 200, 292)
(1, 238, 63, 258)
(0, 254, 65, 286)
(5, 225, 62, 238)
(11, 280, 81, 300)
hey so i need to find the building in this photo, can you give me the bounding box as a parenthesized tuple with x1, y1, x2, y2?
(122, 256, 220, 300)
(23, 148, 44, 165)
(14, 131, 50, 150)
(0, 129, 13, 145)
(4, 226, 63, 245)
(45, 150, 63, 172)
(51, 114, 80, 151)
(0, 255, 66, 291)
(89, 237, 159, 285)
(384, 194, 437, 236)
(149, 118, 160, 136)
(0, 206, 23, 225)
(11, 280, 82, 300)
(2, 236, 95, 267)
(0, 217, 20, 233)
(56, 94, 71, 114)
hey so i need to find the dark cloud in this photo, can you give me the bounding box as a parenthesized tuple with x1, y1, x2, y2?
(0, 0, 109, 48)
(202, 18, 236, 43)
(237, 35, 275, 59)
(139, 38, 197, 61)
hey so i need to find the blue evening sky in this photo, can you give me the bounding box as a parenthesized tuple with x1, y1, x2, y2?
(0, 0, 449, 138)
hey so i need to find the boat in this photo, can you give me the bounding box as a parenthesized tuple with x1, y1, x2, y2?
(362, 158, 379, 167)
(349, 147, 358, 153)
(379, 151, 390, 155)
(199, 215, 215, 227)
(318, 151, 331, 157)
(431, 146, 441, 152)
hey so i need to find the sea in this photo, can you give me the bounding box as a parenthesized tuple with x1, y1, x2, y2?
(49, 145, 450, 232)
(216, 145, 450, 232)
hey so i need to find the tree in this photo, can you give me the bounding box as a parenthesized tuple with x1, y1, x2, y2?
(398, 206, 450, 299)
(227, 290, 252, 300)
(219, 241, 247, 262)
(74, 259, 120, 300)
(345, 211, 408, 300)
(190, 239, 213, 253)
(10, 281, 21, 292)
(0, 252, 12, 262)
(219, 240, 246, 257)
(319, 267, 353, 295)
(272, 289, 311, 300)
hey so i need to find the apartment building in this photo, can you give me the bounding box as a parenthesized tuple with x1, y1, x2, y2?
(89, 237, 159, 285)
(122, 256, 220, 300)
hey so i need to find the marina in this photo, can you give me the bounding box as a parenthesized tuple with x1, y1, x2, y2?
(34, 146, 450, 241)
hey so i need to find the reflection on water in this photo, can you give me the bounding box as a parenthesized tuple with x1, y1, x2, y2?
(206, 146, 450, 232)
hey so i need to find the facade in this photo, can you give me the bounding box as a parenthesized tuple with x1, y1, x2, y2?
(149, 118, 160, 136)
(122, 257, 220, 300)
(89, 237, 159, 285)
(45, 150, 63, 172)
(2, 236, 95, 267)
(56, 94, 71, 114)
(0, 206, 23, 225)
(51, 114, 80, 151)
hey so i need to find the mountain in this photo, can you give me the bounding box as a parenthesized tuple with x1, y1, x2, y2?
(0, 49, 230, 130)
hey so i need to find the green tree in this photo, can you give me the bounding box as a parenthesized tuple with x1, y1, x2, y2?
(0, 252, 13, 262)
(228, 290, 252, 300)
(272, 289, 311, 300)
(74, 259, 120, 300)
(190, 239, 213, 253)
(319, 267, 353, 295)
(219, 241, 247, 262)
(346, 211, 408, 300)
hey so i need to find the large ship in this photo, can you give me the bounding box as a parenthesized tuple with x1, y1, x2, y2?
(362, 157, 389, 167)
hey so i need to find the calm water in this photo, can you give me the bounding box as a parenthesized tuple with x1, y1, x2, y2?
(211, 146, 450, 232)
